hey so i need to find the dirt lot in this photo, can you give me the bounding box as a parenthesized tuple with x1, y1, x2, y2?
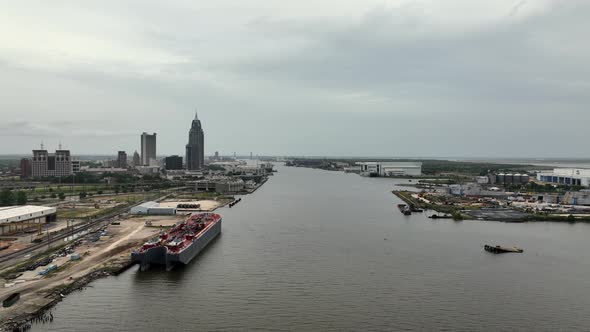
(0, 214, 182, 323)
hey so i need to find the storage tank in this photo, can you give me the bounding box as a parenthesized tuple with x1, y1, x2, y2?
(497, 173, 505, 184)
(513, 174, 521, 184)
(487, 174, 497, 184)
(505, 174, 514, 185)
(521, 174, 530, 184)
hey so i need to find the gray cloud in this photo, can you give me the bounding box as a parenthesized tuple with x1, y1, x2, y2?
(225, 1, 590, 106)
(0, 0, 588, 158)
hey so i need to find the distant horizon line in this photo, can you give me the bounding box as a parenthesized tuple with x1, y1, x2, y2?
(1, 153, 590, 162)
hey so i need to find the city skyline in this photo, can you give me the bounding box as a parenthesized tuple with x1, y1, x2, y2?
(0, 1, 589, 158)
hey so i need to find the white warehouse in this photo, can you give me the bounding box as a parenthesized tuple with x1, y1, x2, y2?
(536, 169, 590, 187)
(0, 206, 57, 235)
(357, 162, 423, 177)
(130, 202, 177, 215)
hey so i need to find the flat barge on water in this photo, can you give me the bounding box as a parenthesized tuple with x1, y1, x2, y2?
(484, 245, 524, 254)
(131, 213, 222, 271)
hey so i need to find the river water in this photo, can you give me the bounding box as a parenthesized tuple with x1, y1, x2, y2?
(31, 165, 590, 331)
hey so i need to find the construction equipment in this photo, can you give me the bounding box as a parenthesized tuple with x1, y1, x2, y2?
(562, 192, 571, 205)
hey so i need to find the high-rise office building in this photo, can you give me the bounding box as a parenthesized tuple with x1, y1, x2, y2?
(20, 158, 32, 179)
(117, 151, 127, 168)
(132, 151, 140, 167)
(140, 133, 157, 166)
(32, 149, 72, 177)
(185, 112, 204, 170)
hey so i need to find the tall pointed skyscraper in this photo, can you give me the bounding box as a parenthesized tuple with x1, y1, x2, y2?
(186, 111, 205, 170)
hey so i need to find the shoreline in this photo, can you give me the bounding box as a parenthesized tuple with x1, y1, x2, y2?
(392, 191, 590, 223)
(0, 216, 171, 331)
(1, 257, 135, 332)
(0, 187, 264, 332)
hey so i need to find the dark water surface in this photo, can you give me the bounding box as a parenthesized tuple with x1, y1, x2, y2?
(31, 165, 590, 331)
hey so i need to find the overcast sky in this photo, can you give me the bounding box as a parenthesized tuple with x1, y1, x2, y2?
(0, 0, 588, 158)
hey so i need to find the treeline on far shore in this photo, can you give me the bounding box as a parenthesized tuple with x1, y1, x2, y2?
(285, 158, 552, 176)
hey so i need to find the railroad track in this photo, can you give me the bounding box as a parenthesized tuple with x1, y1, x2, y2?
(0, 193, 172, 266)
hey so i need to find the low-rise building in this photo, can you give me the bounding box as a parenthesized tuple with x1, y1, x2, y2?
(71, 160, 81, 173)
(165, 155, 183, 170)
(195, 177, 245, 193)
(130, 201, 176, 215)
(357, 162, 422, 177)
(0, 205, 57, 235)
(135, 165, 160, 175)
(79, 167, 128, 174)
(475, 176, 490, 184)
(449, 183, 482, 196)
(537, 191, 590, 205)
(536, 169, 590, 187)
(215, 179, 245, 193)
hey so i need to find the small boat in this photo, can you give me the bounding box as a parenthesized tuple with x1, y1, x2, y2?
(3, 292, 20, 308)
(428, 214, 452, 219)
(484, 245, 524, 254)
(397, 204, 411, 215)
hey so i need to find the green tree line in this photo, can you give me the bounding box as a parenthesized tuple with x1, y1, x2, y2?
(0, 189, 28, 206)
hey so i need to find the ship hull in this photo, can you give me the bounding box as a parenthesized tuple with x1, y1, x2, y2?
(132, 218, 222, 271)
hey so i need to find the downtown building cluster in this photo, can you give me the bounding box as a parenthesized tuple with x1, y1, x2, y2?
(136, 112, 205, 172)
(19, 111, 219, 178)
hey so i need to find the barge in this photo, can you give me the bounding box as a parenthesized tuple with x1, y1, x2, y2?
(131, 213, 222, 271)
(484, 245, 524, 254)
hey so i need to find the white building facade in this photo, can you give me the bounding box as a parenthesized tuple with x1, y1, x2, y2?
(357, 162, 422, 177)
(536, 169, 590, 187)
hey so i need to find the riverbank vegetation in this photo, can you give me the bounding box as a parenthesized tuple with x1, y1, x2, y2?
(286, 158, 551, 176)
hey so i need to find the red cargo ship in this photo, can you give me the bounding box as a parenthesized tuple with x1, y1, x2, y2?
(131, 213, 222, 271)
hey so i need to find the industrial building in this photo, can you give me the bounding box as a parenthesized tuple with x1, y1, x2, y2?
(493, 173, 530, 185)
(357, 162, 422, 177)
(0, 206, 57, 235)
(538, 191, 590, 205)
(130, 202, 176, 215)
(536, 169, 590, 187)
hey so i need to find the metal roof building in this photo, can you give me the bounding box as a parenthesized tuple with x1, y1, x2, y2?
(537, 169, 590, 187)
(356, 162, 423, 177)
(0, 205, 57, 235)
(130, 202, 176, 215)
